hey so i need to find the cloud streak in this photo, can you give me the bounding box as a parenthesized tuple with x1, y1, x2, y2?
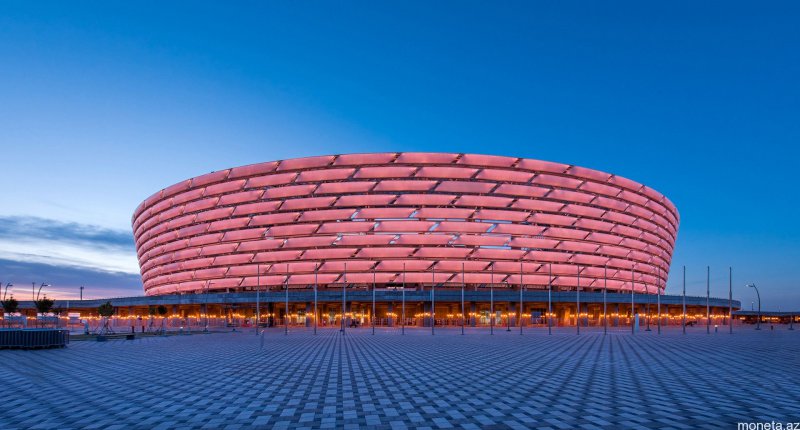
(0, 258, 142, 300)
(0, 216, 140, 275)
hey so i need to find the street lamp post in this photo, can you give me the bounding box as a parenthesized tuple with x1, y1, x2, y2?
(285, 264, 289, 336)
(645, 283, 651, 332)
(314, 267, 318, 335)
(372, 268, 376, 336)
(603, 265, 607, 336)
(490, 264, 494, 335)
(682, 266, 686, 335)
(461, 263, 466, 335)
(747, 283, 761, 330)
(728, 267, 733, 334)
(657, 269, 661, 335)
(255, 263, 260, 336)
(505, 281, 511, 332)
(2, 283, 12, 301)
(519, 261, 524, 335)
(431, 266, 435, 336)
(576, 265, 580, 335)
(631, 268, 635, 335)
(631, 269, 635, 335)
(204, 281, 211, 332)
(402, 263, 406, 335)
(342, 263, 347, 335)
(548, 263, 552, 336)
(706, 266, 710, 334)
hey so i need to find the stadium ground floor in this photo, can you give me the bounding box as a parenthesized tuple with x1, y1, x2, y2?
(7, 290, 755, 331)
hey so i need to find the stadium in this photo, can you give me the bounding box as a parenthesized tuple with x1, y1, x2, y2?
(124, 153, 736, 329)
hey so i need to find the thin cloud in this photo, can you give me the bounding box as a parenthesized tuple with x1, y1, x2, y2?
(0, 216, 139, 275)
(0, 258, 142, 300)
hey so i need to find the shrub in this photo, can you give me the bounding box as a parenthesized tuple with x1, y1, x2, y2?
(1, 296, 19, 314)
(34, 297, 55, 315)
(98, 301, 115, 317)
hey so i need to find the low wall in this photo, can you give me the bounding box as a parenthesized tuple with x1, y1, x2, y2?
(0, 329, 70, 349)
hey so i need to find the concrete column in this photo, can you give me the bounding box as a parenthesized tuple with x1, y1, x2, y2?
(509, 302, 517, 327)
(387, 302, 394, 327)
(614, 303, 620, 327)
(422, 302, 430, 327)
(305, 302, 312, 327)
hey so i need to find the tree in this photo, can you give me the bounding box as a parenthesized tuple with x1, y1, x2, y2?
(98, 301, 115, 317)
(1, 296, 19, 315)
(34, 297, 55, 315)
(156, 305, 168, 334)
(51, 307, 64, 328)
(96, 301, 116, 335)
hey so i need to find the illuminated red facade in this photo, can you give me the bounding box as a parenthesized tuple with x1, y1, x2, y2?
(132, 153, 678, 296)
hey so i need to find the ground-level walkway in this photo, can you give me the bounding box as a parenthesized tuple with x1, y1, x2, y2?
(0, 326, 797, 429)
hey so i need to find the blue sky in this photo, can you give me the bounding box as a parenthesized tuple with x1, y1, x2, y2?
(0, 2, 798, 309)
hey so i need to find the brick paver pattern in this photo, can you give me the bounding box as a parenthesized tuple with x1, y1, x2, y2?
(1, 326, 798, 429)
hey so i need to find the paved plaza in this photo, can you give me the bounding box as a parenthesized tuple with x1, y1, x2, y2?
(1, 326, 798, 429)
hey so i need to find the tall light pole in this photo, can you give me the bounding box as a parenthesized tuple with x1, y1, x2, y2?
(461, 263, 466, 335)
(682, 266, 686, 335)
(706, 266, 710, 334)
(548, 263, 552, 336)
(490, 264, 494, 335)
(576, 265, 580, 335)
(747, 283, 761, 330)
(255, 263, 260, 336)
(504, 281, 511, 332)
(204, 281, 211, 332)
(631, 269, 635, 335)
(372, 267, 376, 335)
(728, 267, 732, 334)
(401, 263, 406, 335)
(657, 267, 661, 335)
(431, 265, 435, 335)
(2, 283, 13, 302)
(314, 267, 318, 335)
(341, 262, 347, 335)
(519, 261, 524, 335)
(603, 265, 607, 336)
(645, 283, 651, 332)
(284, 264, 289, 336)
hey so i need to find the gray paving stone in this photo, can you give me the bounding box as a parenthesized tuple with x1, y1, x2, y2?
(0, 327, 798, 429)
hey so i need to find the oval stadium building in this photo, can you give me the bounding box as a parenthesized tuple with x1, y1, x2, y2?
(132, 153, 679, 298)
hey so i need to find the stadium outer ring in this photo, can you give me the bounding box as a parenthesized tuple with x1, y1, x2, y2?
(132, 153, 678, 296)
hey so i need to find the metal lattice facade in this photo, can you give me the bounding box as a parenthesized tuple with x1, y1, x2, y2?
(132, 153, 679, 296)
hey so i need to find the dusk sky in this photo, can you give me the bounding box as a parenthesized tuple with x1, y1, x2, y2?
(1, 2, 798, 309)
